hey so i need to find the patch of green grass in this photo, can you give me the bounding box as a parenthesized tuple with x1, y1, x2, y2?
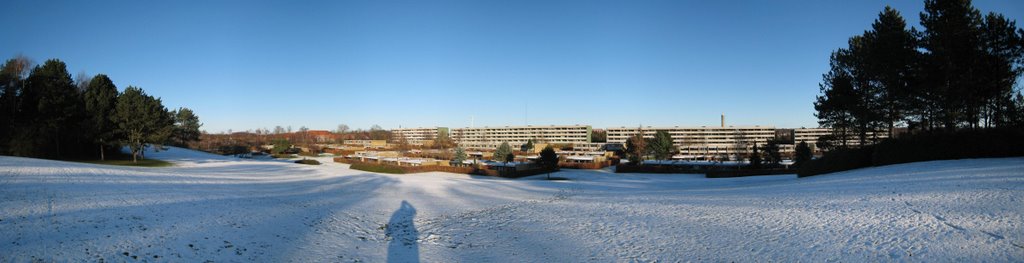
(71, 153, 173, 167)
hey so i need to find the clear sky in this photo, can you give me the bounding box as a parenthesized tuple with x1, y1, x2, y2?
(2, 0, 1021, 133)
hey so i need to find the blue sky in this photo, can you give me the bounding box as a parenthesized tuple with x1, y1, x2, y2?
(2, 0, 1021, 133)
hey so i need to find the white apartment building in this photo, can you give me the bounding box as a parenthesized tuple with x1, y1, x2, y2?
(607, 125, 777, 160)
(452, 125, 592, 150)
(391, 127, 449, 145)
(608, 126, 887, 160)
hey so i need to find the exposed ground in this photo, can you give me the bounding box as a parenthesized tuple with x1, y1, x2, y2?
(1, 147, 1021, 262)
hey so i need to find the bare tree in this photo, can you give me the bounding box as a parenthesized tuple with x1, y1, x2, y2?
(299, 126, 310, 144)
(733, 130, 748, 162)
(74, 71, 92, 92)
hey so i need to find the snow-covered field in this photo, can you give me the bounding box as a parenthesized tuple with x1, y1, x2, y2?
(1, 147, 1022, 262)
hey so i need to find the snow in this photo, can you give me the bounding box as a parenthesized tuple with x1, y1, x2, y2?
(1, 146, 1022, 262)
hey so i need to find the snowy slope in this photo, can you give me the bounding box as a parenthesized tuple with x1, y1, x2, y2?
(1, 147, 1022, 262)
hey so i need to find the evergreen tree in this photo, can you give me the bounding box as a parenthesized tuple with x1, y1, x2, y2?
(1009, 92, 1024, 127)
(453, 146, 467, 164)
(493, 142, 513, 163)
(171, 107, 202, 147)
(764, 141, 781, 166)
(521, 139, 534, 152)
(861, 6, 921, 136)
(14, 59, 84, 158)
(539, 145, 559, 179)
(0, 56, 31, 154)
(649, 130, 675, 160)
(919, 0, 985, 129)
(749, 143, 762, 169)
(538, 146, 558, 167)
(814, 54, 860, 147)
(83, 74, 119, 160)
(978, 13, 1024, 127)
(114, 86, 172, 162)
(815, 134, 840, 152)
(271, 139, 291, 154)
(794, 141, 812, 167)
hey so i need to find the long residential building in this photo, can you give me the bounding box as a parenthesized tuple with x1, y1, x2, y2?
(607, 125, 776, 160)
(391, 127, 449, 145)
(607, 125, 886, 160)
(384, 122, 884, 159)
(452, 125, 592, 150)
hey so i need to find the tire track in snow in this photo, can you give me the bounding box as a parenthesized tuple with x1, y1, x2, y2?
(903, 200, 1023, 251)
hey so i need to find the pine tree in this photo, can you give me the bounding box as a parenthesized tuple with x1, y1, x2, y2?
(649, 130, 675, 160)
(114, 86, 171, 162)
(815, 54, 860, 147)
(764, 141, 781, 165)
(271, 139, 291, 154)
(83, 74, 119, 160)
(521, 139, 534, 153)
(919, 0, 985, 129)
(453, 146, 467, 164)
(978, 13, 1024, 128)
(0, 56, 31, 154)
(539, 146, 559, 179)
(539, 146, 558, 167)
(862, 6, 920, 136)
(171, 107, 202, 147)
(749, 143, 762, 169)
(14, 59, 84, 158)
(493, 142, 513, 163)
(794, 141, 812, 167)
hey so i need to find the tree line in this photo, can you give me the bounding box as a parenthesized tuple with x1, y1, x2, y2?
(815, 0, 1024, 148)
(0, 56, 201, 162)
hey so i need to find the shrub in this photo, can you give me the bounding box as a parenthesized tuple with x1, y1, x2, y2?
(798, 127, 1024, 177)
(558, 161, 611, 169)
(705, 169, 796, 178)
(796, 145, 874, 177)
(295, 159, 321, 165)
(615, 164, 695, 174)
(870, 127, 1024, 166)
(349, 162, 407, 174)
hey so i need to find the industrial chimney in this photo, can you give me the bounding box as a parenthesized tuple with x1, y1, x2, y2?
(721, 114, 725, 128)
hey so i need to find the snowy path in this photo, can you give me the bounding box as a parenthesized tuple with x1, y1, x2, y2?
(1, 147, 1022, 262)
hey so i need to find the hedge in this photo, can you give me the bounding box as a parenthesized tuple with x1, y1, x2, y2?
(615, 164, 696, 174)
(704, 169, 796, 178)
(349, 163, 408, 174)
(294, 159, 321, 165)
(558, 161, 612, 170)
(798, 127, 1024, 177)
(615, 163, 792, 178)
(870, 127, 1024, 166)
(341, 158, 557, 177)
